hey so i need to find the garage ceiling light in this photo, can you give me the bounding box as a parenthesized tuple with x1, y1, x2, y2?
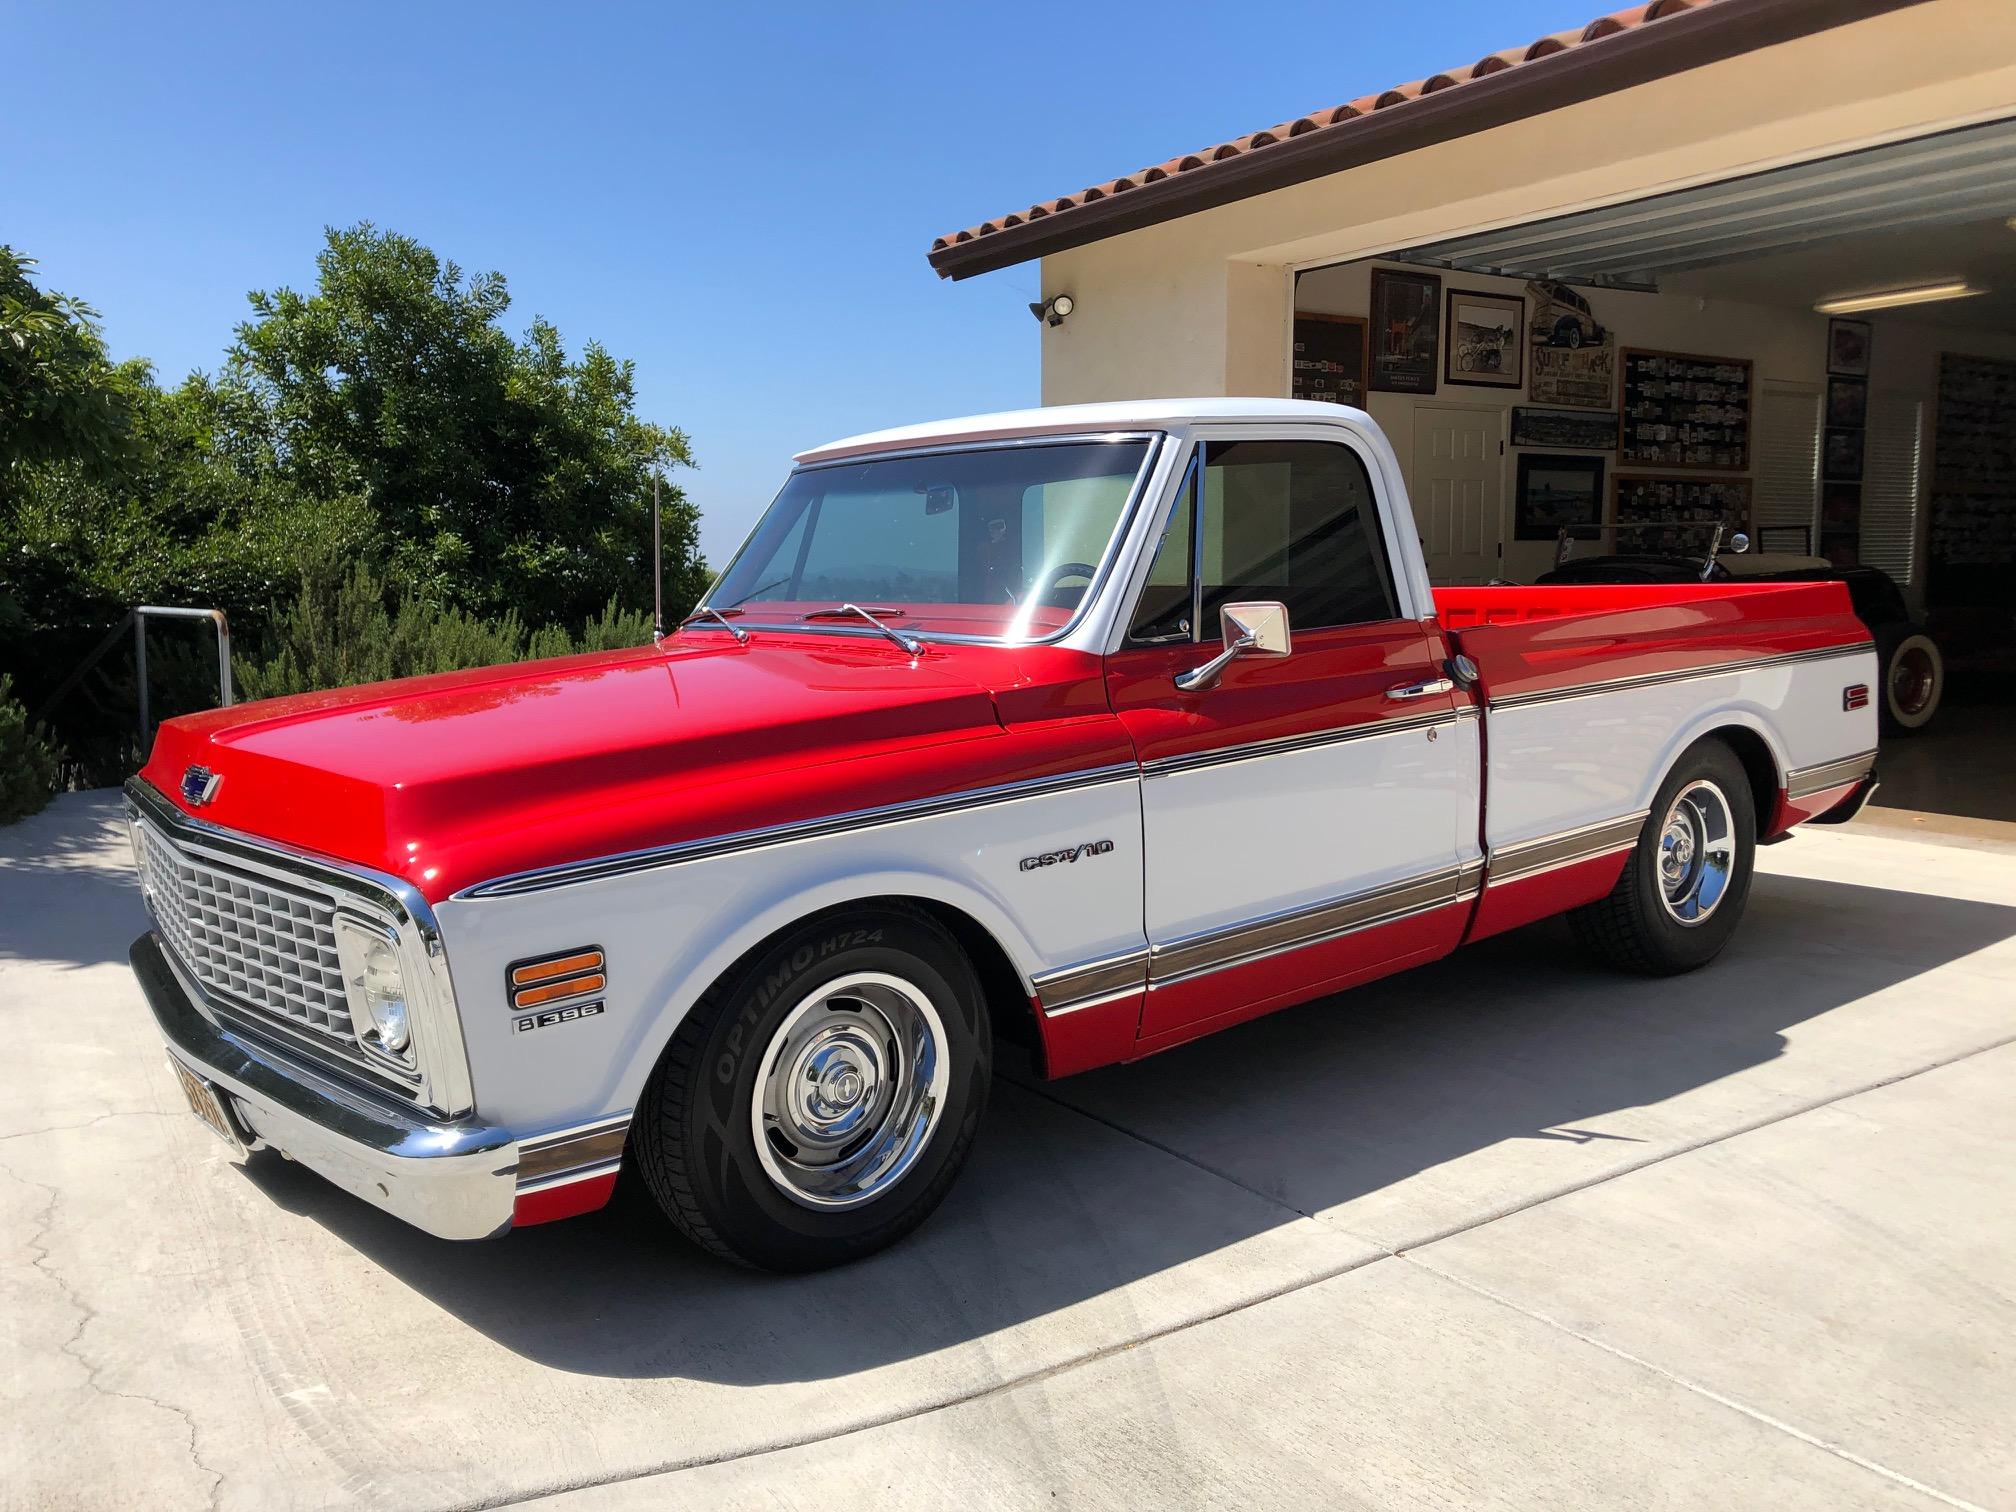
(1813, 282, 1983, 315)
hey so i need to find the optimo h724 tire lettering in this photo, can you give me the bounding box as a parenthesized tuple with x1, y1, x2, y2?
(1571, 737, 1757, 976)
(631, 903, 991, 1271)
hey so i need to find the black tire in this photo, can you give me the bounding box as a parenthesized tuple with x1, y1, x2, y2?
(1876, 624, 1942, 736)
(631, 903, 991, 1272)
(1570, 738, 1756, 976)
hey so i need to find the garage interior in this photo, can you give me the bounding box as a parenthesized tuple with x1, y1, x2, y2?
(1290, 116, 2016, 825)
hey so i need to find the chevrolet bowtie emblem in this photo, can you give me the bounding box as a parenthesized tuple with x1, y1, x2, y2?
(180, 765, 222, 806)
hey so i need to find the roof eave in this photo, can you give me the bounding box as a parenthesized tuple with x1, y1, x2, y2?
(927, 0, 1927, 281)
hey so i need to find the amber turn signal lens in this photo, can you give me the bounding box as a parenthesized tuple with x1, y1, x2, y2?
(508, 947, 606, 1009)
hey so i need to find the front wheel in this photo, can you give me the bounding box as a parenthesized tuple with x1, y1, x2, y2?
(631, 904, 991, 1271)
(1570, 738, 1756, 975)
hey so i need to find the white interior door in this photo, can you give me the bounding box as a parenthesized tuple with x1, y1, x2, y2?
(1411, 403, 1503, 582)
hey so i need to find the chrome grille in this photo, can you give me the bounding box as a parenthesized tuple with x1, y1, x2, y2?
(133, 818, 418, 1095)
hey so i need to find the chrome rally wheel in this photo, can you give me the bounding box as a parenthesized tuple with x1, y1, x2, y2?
(1571, 737, 1756, 976)
(632, 905, 990, 1271)
(1657, 780, 1735, 926)
(751, 972, 949, 1211)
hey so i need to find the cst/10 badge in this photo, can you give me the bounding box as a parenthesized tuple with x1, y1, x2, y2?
(514, 1000, 606, 1034)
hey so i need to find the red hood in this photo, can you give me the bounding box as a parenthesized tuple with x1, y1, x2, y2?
(140, 635, 1084, 899)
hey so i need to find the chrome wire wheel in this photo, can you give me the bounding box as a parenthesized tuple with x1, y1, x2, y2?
(1657, 780, 1735, 927)
(750, 971, 949, 1211)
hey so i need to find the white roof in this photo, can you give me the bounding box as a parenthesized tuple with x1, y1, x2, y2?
(796, 398, 1368, 463)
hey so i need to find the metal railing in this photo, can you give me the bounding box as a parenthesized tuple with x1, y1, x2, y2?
(135, 606, 233, 742)
(28, 605, 232, 757)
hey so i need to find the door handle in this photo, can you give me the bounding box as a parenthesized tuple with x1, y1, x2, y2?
(1386, 678, 1455, 701)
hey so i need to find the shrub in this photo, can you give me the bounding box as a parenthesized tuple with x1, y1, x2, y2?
(0, 674, 66, 824)
(235, 563, 658, 702)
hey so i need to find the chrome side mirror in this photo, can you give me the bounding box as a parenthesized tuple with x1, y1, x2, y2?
(1174, 602, 1291, 693)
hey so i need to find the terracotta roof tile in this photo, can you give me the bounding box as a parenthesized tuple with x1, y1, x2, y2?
(931, 0, 1723, 254)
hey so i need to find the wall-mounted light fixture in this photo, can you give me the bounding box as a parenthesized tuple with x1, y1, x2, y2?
(1814, 282, 1983, 315)
(1028, 294, 1075, 327)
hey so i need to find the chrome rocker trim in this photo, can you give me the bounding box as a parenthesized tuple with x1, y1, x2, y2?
(132, 932, 517, 1241)
(516, 1117, 631, 1194)
(1786, 749, 1878, 800)
(1485, 812, 1649, 887)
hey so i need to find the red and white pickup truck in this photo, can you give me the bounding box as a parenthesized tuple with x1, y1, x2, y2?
(127, 399, 1879, 1270)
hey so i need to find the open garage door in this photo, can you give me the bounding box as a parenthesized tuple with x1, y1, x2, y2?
(1291, 115, 2016, 826)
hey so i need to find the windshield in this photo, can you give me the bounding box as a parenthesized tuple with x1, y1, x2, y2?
(706, 438, 1155, 641)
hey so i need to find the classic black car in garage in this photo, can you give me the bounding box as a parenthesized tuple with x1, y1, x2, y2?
(1536, 545, 1942, 735)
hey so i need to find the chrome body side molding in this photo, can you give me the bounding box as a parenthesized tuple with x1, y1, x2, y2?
(1139, 707, 1464, 779)
(1485, 642, 1875, 711)
(460, 764, 1143, 899)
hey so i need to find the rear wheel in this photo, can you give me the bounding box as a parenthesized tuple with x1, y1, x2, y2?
(1571, 738, 1756, 975)
(631, 904, 991, 1271)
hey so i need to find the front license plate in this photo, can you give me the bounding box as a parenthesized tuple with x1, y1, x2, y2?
(170, 1059, 245, 1155)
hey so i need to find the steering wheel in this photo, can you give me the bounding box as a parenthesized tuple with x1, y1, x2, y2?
(1037, 562, 1099, 603)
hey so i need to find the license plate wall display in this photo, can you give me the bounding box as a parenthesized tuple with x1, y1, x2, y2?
(1612, 474, 1753, 555)
(1620, 349, 1752, 471)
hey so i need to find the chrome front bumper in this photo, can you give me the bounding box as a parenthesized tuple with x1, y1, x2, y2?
(131, 932, 518, 1240)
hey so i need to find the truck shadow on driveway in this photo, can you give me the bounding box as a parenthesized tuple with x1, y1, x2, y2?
(240, 870, 2016, 1385)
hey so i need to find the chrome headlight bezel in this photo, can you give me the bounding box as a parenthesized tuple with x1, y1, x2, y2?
(334, 912, 416, 1067)
(123, 776, 476, 1120)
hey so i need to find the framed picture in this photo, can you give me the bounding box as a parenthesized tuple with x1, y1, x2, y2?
(1369, 267, 1441, 394)
(1828, 317, 1873, 377)
(1824, 426, 1865, 480)
(1510, 406, 1619, 450)
(1826, 375, 1867, 428)
(1445, 288, 1525, 388)
(1529, 343, 1616, 410)
(1290, 312, 1368, 409)
(1515, 453, 1605, 541)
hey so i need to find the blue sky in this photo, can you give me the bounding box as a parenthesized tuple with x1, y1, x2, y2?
(5, 0, 1578, 564)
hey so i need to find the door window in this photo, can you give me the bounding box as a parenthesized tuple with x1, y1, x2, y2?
(1129, 439, 1398, 640)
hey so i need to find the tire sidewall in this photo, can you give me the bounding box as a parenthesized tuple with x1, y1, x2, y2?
(1624, 741, 1757, 971)
(1878, 627, 1943, 733)
(680, 908, 990, 1268)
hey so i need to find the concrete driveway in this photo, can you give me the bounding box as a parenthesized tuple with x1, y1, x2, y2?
(3, 793, 2012, 1512)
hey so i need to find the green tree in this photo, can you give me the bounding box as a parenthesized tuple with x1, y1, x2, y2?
(0, 246, 136, 489)
(230, 224, 705, 625)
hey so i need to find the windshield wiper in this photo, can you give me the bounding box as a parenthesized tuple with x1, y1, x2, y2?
(801, 603, 923, 655)
(676, 606, 750, 644)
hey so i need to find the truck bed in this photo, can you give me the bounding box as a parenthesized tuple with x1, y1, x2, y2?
(1432, 581, 1868, 704)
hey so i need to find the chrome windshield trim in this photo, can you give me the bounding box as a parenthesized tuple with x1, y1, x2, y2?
(1486, 642, 1875, 710)
(695, 433, 1165, 651)
(458, 762, 1144, 900)
(124, 776, 476, 1119)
